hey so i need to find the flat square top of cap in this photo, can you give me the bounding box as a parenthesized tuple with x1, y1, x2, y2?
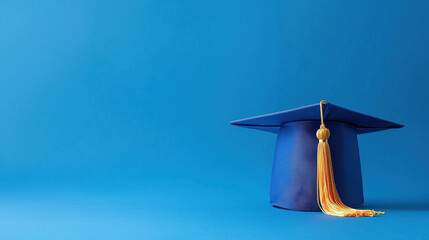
(230, 102, 403, 134)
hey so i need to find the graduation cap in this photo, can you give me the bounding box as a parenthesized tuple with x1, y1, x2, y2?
(231, 101, 403, 217)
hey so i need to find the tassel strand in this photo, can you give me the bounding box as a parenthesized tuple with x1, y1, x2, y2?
(316, 100, 385, 217)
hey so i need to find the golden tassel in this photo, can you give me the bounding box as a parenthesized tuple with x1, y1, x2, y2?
(316, 100, 385, 217)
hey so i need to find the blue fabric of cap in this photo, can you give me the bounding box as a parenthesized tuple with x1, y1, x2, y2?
(231, 102, 403, 211)
(230, 102, 403, 134)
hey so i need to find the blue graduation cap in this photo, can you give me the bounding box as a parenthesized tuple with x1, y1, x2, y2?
(231, 102, 403, 213)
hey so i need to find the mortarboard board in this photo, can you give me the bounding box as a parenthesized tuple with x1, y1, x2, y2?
(231, 101, 403, 217)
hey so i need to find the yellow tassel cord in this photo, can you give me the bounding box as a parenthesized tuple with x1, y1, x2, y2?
(316, 100, 385, 217)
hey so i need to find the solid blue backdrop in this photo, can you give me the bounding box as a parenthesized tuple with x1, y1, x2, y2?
(0, 0, 428, 239)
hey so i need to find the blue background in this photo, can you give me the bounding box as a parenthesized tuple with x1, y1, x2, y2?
(0, 0, 428, 239)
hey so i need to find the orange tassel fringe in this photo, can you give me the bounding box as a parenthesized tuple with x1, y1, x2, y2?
(316, 100, 385, 217)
